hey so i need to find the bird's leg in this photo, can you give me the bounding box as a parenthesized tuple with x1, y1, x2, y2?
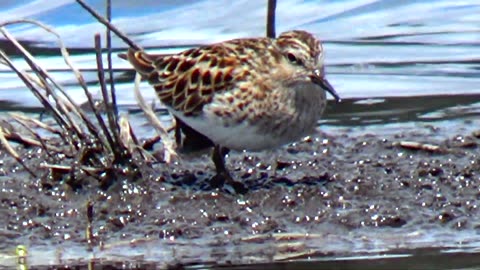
(173, 117, 182, 146)
(212, 145, 229, 175)
(210, 145, 230, 187)
(211, 145, 247, 194)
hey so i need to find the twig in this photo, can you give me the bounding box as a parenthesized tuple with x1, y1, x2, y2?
(118, 114, 154, 162)
(395, 141, 444, 153)
(105, 0, 118, 119)
(9, 116, 55, 157)
(0, 126, 37, 177)
(93, 34, 120, 157)
(142, 135, 162, 150)
(266, 0, 277, 38)
(40, 163, 103, 174)
(75, 0, 141, 50)
(9, 112, 61, 135)
(1, 119, 64, 153)
(86, 200, 95, 250)
(5, 132, 63, 153)
(133, 73, 177, 163)
(118, 114, 134, 153)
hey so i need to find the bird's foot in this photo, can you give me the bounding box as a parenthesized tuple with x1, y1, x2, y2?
(210, 145, 247, 194)
(210, 172, 248, 195)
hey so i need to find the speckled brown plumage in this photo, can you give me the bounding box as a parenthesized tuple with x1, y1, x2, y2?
(128, 39, 262, 116)
(125, 30, 340, 192)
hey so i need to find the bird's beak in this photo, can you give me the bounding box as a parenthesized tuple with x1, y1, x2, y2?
(310, 69, 341, 102)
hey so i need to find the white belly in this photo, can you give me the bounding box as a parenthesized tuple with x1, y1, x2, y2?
(169, 80, 326, 151)
(172, 111, 296, 151)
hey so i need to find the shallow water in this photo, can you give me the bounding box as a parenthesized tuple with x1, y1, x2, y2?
(1, 0, 479, 123)
(1, 0, 480, 269)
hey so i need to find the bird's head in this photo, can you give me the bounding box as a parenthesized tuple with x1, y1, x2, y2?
(275, 30, 340, 102)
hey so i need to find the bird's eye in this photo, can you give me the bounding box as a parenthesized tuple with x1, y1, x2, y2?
(287, 52, 302, 65)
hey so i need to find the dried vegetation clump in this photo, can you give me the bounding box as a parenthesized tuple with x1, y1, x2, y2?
(0, 21, 170, 190)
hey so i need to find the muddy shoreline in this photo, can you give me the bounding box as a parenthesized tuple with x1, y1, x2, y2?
(1, 118, 480, 268)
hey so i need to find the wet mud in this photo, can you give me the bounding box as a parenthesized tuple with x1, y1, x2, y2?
(1, 119, 480, 268)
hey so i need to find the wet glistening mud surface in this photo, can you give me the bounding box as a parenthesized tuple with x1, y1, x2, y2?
(1, 117, 480, 268)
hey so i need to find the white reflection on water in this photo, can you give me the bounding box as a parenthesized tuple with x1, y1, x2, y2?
(1, 0, 479, 47)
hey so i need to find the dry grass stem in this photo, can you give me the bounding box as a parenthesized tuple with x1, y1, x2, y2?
(40, 163, 103, 174)
(119, 114, 155, 162)
(267, 0, 277, 38)
(395, 141, 444, 153)
(8, 115, 56, 156)
(93, 33, 121, 155)
(118, 114, 135, 154)
(105, 0, 118, 119)
(142, 135, 162, 150)
(0, 126, 37, 177)
(75, 0, 141, 50)
(86, 200, 95, 249)
(133, 73, 178, 163)
(1, 128, 41, 149)
(9, 112, 61, 135)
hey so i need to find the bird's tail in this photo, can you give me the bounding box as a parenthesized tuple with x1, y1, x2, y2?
(118, 48, 156, 75)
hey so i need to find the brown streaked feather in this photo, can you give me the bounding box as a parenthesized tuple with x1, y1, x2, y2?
(126, 49, 157, 75)
(276, 30, 323, 59)
(125, 37, 276, 116)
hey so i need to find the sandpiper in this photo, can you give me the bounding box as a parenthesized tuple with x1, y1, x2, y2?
(125, 30, 340, 193)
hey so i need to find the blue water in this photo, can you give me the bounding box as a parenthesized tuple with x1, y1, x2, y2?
(1, 1, 480, 113)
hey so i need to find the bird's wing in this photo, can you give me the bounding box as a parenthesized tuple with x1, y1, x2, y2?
(126, 41, 264, 116)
